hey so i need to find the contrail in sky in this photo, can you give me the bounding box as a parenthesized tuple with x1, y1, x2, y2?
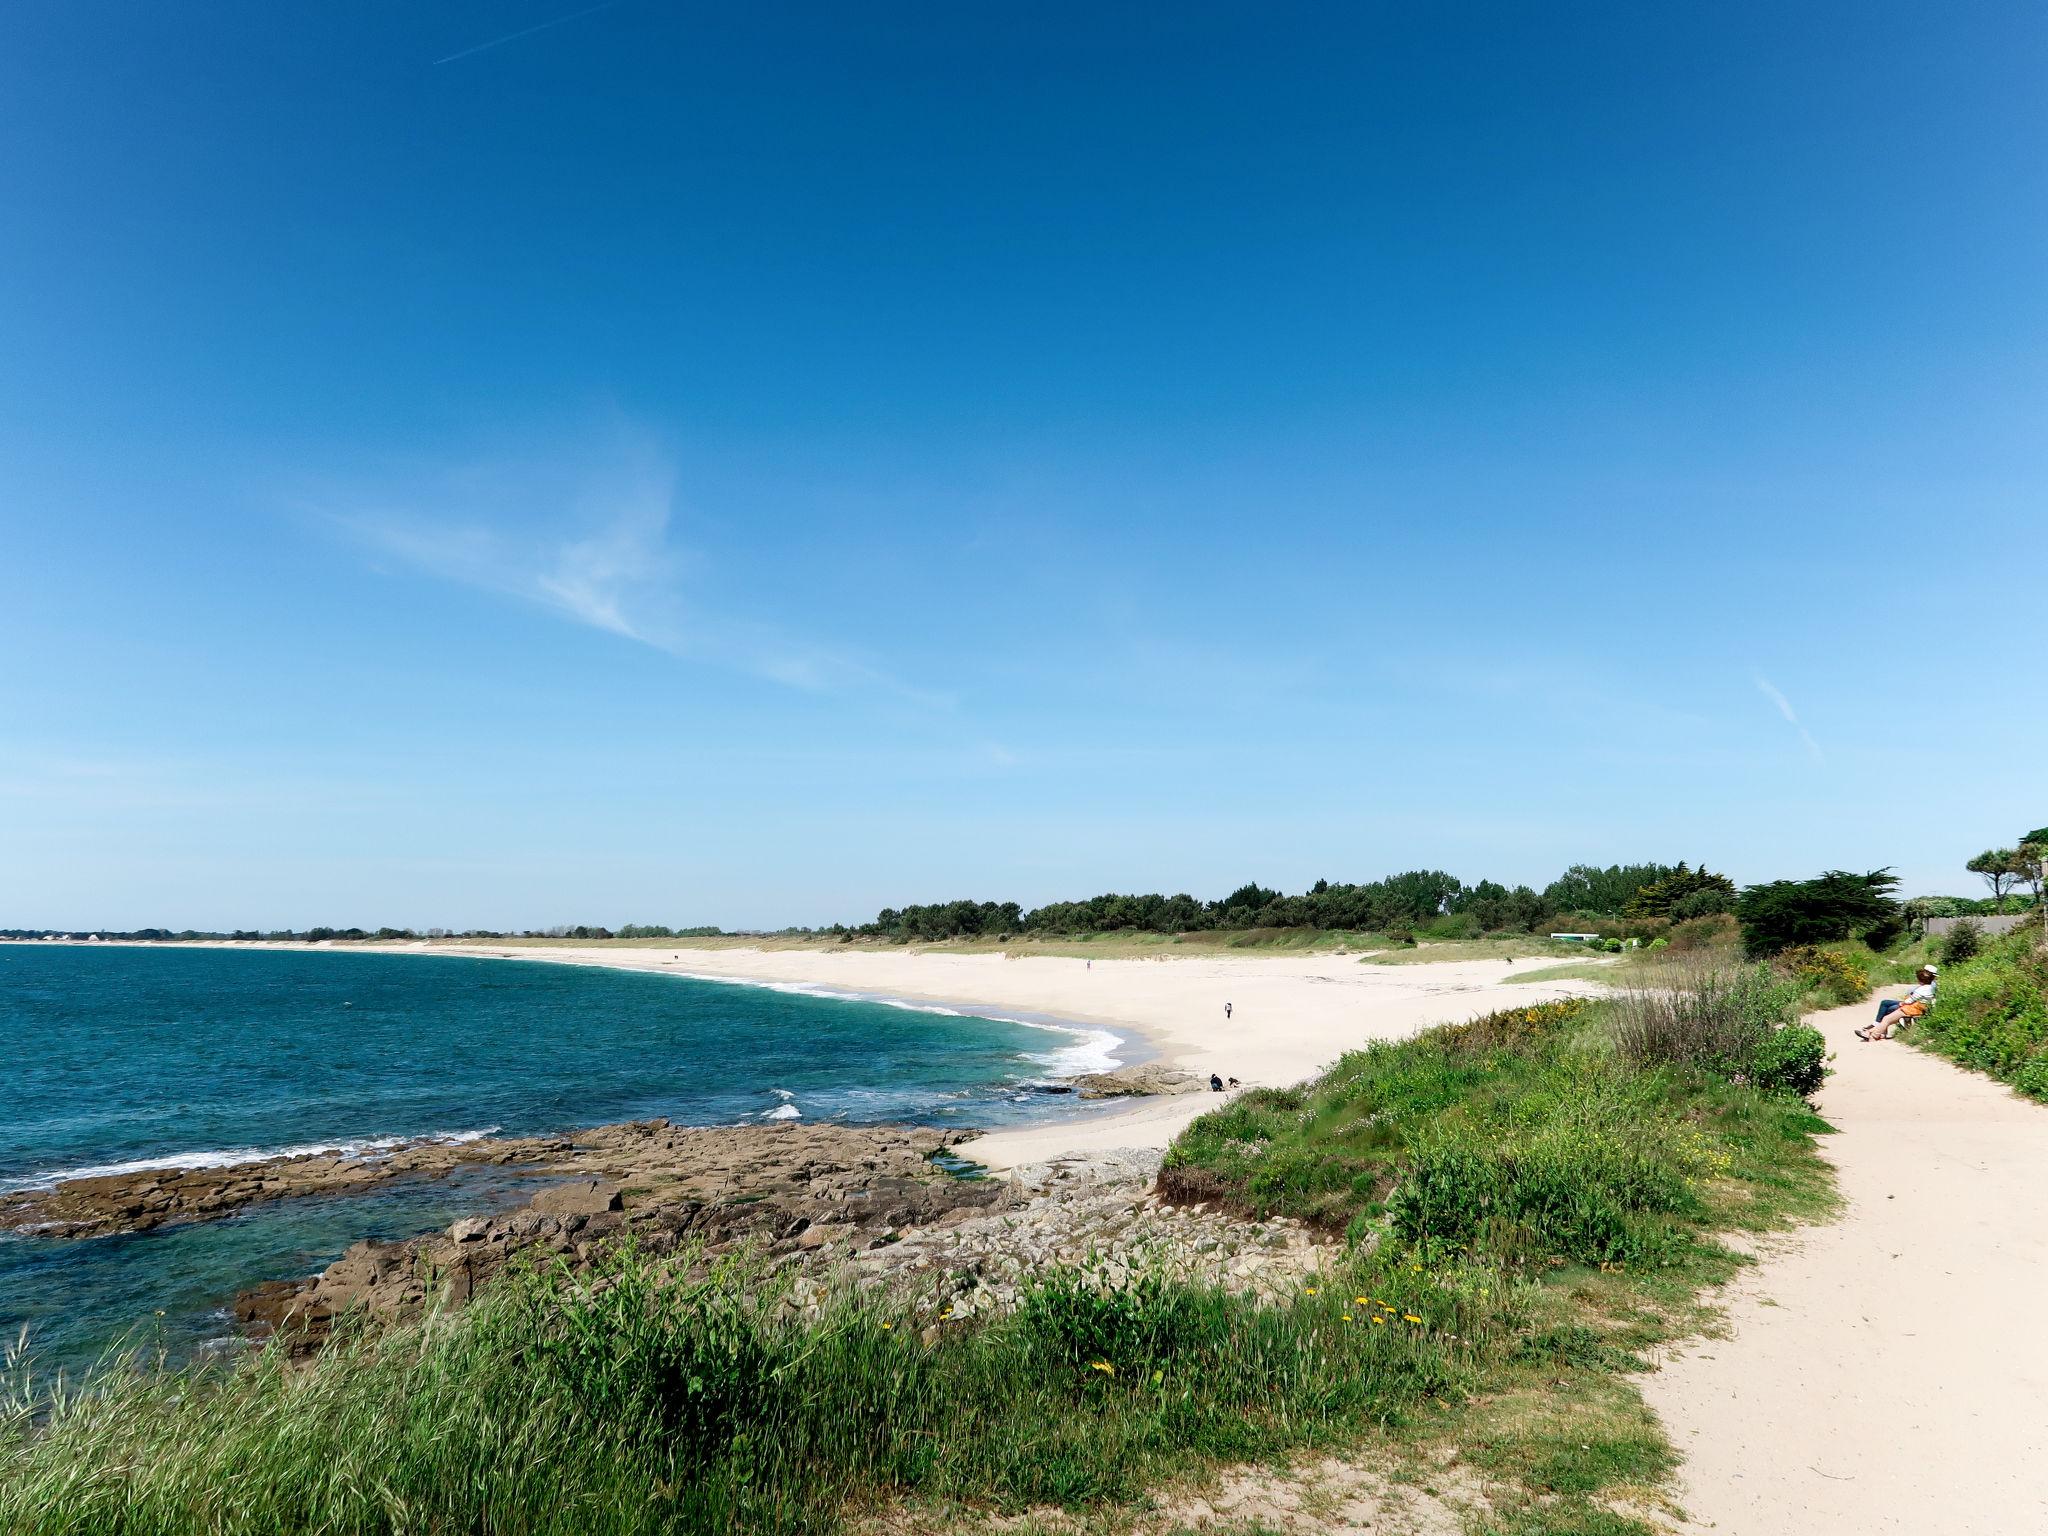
(1754, 675, 1824, 762)
(435, 1, 625, 65)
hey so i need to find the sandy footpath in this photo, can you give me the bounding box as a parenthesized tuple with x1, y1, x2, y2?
(1642, 995, 2048, 1534)
(367, 943, 1598, 1168)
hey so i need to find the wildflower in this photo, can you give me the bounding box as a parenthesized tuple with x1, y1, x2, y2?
(1151, 1369, 1163, 1384)
(1370, 1316, 1385, 1325)
(1088, 1360, 1116, 1376)
(881, 1322, 894, 1330)
(1343, 1313, 1354, 1322)
(1403, 1313, 1423, 1324)
(1304, 1287, 1318, 1295)
(1354, 1296, 1370, 1305)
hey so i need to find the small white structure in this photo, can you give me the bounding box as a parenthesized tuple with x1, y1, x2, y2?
(1549, 932, 1602, 943)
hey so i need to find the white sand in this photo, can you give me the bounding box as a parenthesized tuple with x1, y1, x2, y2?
(399, 944, 1598, 1168)
(1642, 994, 2048, 1535)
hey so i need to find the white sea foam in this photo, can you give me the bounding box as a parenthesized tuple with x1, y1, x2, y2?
(10, 1127, 501, 1192)
(1014, 1020, 1124, 1077)
(761, 1103, 802, 1121)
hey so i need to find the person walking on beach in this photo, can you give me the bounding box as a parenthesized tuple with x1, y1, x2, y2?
(1224, 1001, 1232, 1021)
(1859, 965, 1937, 1041)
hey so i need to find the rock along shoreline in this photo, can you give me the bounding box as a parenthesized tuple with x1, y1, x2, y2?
(6, 1084, 1326, 1358)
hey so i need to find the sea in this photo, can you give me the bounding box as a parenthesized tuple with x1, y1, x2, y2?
(0, 943, 1121, 1378)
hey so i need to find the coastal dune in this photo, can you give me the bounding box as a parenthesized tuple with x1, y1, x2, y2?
(394, 943, 1601, 1167)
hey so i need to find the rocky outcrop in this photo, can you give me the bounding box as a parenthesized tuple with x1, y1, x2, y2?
(788, 1147, 1334, 1332)
(1070, 1063, 1206, 1099)
(236, 1141, 1336, 1356)
(230, 1120, 1015, 1352)
(0, 1119, 982, 1241)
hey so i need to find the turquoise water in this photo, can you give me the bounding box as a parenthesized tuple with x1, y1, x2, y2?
(0, 945, 1118, 1376)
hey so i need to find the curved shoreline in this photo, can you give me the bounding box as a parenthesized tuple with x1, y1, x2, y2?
(0, 938, 1160, 1190)
(10, 937, 1601, 1172)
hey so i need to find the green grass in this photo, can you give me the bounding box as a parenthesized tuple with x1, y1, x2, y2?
(1, 1242, 1486, 1536)
(4, 992, 1840, 1536)
(1163, 993, 1834, 1534)
(1359, 937, 1596, 967)
(1501, 959, 1624, 985)
(1909, 926, 2048, 1098)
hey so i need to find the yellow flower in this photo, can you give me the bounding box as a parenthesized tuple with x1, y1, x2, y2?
(1403, 1313, 1423, 1324)
(1343, 1313, 1354, 1322)
(1370, 1316, 1385, 1325)
(1411, 1264, 1423, 1272)
(881, 1322, 893, 1330)
(1354, 1296, 1370, 1305)
(1304, 1287, 1318, 1295)
(1088, 1360, 1117, 1376)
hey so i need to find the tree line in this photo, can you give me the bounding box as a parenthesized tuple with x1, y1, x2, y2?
(832, 862, 1741, 943)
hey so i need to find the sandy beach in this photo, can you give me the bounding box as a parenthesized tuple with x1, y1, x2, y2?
(360, 942, 1602, 1168)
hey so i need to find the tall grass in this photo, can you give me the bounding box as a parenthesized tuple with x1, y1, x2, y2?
(0, 1241, 1477, 1536)
(1609, 958, 1827, 1098)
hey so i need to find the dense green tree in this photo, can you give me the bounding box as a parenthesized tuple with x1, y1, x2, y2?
(1541, 863, 1681, 918)
(1624, 863, 1737, 919)
(1735, 870, 1901, 956)
(2016, 840, 2047, 903)
(1966, 848, 2026, 906)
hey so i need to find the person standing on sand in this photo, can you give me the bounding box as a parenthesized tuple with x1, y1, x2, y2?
(1225, 1001, 1232, 1021)
(1859, 965, 1937, 1041)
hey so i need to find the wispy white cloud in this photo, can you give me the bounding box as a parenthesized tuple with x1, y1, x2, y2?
(319, 434, 935, 701)
(1754, 676, 1824, 762)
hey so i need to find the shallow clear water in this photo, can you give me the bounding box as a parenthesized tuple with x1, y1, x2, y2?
(0, 944, 1118, 1376)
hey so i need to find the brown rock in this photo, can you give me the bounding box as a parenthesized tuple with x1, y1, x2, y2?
(1070, 1063, 1205, 1099)
(531, 1180, 623, 1218)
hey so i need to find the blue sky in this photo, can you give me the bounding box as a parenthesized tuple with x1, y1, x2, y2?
(2, 2, 2043, 930)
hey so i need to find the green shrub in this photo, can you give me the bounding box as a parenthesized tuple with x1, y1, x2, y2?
(1914, 933, 2048, 1088)
(1747, 1023, 1828, 1098)
(2014, 1056, 2048, 1103)
(1939, 919, 1984, 966)
(1774, 944, 1868, 1006)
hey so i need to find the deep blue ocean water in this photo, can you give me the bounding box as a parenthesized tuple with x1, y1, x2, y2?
(0, 944, 1120, 1377)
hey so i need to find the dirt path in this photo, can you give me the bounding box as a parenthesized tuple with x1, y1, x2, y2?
(1642, 996, 2048, 1534)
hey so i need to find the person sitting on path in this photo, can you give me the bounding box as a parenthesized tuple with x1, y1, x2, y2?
(1859, 965, 1938, 1042)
